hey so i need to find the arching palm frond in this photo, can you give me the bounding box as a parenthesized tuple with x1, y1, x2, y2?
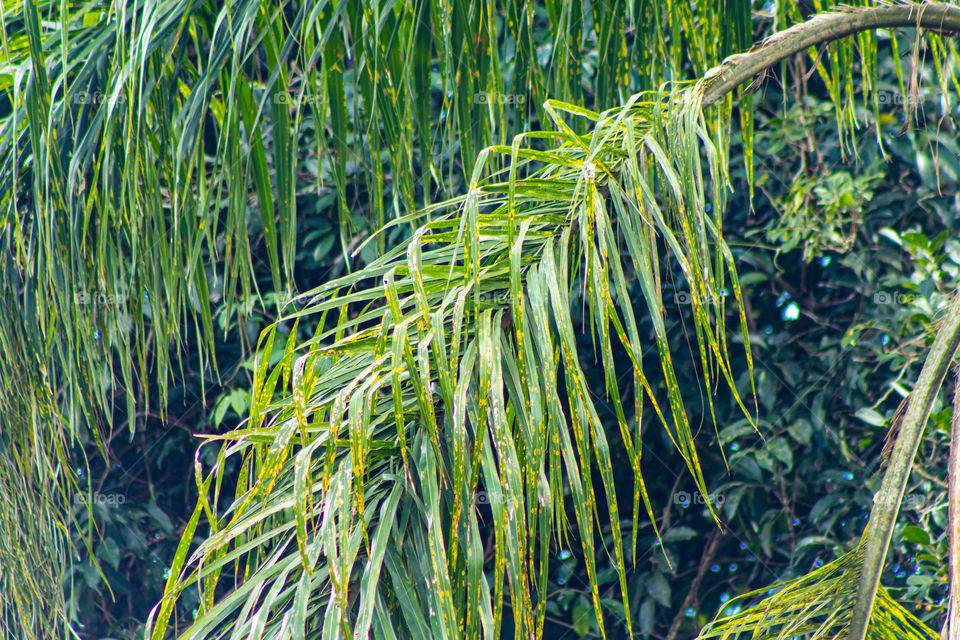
(148, 83, 756, 640)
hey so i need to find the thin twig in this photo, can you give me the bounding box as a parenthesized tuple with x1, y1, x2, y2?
(665, 530, 723, 640)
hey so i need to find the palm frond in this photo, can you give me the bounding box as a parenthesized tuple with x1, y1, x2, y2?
(698, 541, 939, 640)
(0, 1, 754, 634)
(144, 4, 960, 639)
(3, 0, 960, 637)
(148, 82, 755, 639)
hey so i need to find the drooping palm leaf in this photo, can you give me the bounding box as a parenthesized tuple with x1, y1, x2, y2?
(0, 0, 759, 441)
(0, 0, 755, 634)
(4, 0, 960, 637)
(147, 5, 960, 638)
(148, 82, 757, 639)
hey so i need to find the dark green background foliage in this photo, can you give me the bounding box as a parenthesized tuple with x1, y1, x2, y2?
(1, 0, 959, 638)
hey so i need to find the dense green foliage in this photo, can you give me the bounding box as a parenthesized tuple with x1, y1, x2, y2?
(1, 1, 960, 639)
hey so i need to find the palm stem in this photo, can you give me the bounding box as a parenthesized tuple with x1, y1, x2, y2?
(944, 367, 960, 640)
(849, 294, 960, 640)
(701, 4, 960, 106)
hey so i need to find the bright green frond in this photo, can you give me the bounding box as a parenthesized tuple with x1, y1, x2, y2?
(149, 83, 754, 639)
(698, 540, 939, 640)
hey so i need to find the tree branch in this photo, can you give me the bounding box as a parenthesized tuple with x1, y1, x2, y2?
(701, 3, 960, 107)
